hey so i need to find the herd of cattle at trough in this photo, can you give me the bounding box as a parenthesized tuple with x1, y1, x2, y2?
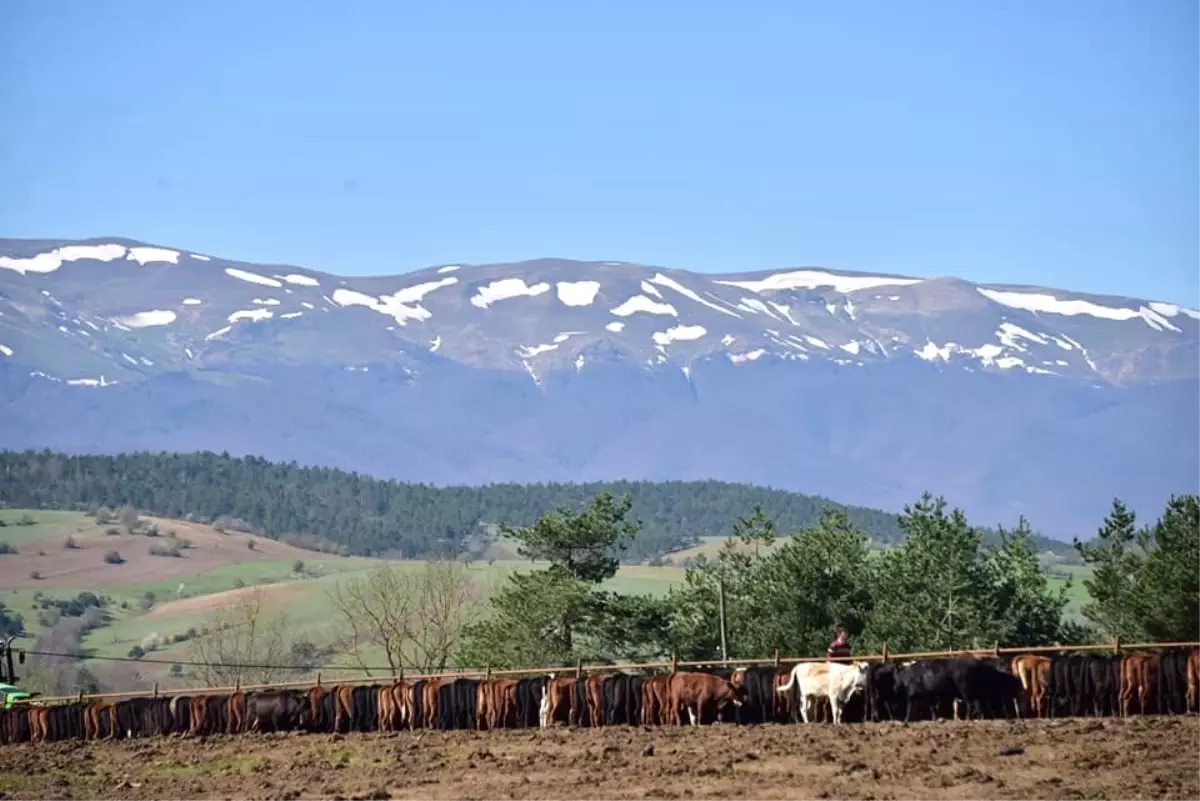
(3, 647, 1198, 745)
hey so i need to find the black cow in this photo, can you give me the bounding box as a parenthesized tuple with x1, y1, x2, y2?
(247, 691, 310, 733)
(895, 658, 1019, 721)
(865, 662, 904, 722)
(1158, 649, 1189, 715)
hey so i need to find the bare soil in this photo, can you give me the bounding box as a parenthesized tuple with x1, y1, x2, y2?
(0, 516, 369, 589)
(1, 717, 1196, 800)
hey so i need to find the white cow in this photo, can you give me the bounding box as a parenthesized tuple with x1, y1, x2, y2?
(776, 661, 869, 724)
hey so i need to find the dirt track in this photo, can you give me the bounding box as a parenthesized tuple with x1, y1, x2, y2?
(1, 718, 1196, 800)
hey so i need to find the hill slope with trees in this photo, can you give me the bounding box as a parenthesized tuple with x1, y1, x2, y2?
(0, 450, 1078, 560)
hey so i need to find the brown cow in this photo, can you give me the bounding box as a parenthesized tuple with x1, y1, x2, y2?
(27, 705, 49, 743)
(421, 679, 452, 730)
(1120, 652, 1161, 717)
(668, 672, 745, 726)
(1011, 654, 1052, 718)
(583, 672, 612, 727)
(541, 675, 575, 728)
(227, 691, 246, 734)
(476, 679, 517, 730)
(641, 674, 669, 725)
(1187, 650, 1199, 714)
(334, 685, 356, 733)
(84, 701, 109, 740)
(377, 684, 398, 732)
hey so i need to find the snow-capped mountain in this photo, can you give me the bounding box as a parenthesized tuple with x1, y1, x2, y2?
(1, 236, 1196, 538)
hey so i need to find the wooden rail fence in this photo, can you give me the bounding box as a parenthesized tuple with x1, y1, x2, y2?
(31, 639, 1200, 706)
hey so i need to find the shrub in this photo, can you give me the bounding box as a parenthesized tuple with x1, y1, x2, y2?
(127, 645, 145, 659)
(143, 524, 160, 538)
(233, 578, 246, 589)
(247, 541, 256, 551)
(16, 514, 34, 526)
(139, 592, 156, 612)
(38, 608, 60, 628)
(0, 543, 17, 555)
(95, 506, 114, 524)
(118, 505, 139, 532)
(29, 570, 42, 581)
(292, 559, 305, 574)
(169, 663, 183, 677)
(103, 550, 125, 565)
(104, 527, 120, 536)
(148, 542, 182, 558)
(63, 535, 80, 550)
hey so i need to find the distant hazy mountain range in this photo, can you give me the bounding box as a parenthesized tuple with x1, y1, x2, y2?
(1, 236, 1195, 539)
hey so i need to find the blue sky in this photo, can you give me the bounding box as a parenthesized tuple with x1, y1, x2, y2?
(2, 0, 1196, 304)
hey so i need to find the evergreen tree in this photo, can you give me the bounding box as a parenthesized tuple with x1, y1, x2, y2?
(865, 493, 990, 651)
(1131, 494, 1199, 643)
(982, 517, 1073, 646)
(458, 492, 652, 666)
(1074, 499, 1146, 640)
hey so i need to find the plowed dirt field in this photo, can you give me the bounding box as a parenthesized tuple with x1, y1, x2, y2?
(1, 717, 1196, 800)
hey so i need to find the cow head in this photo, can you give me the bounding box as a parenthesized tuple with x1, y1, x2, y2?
(725, 680, 748, 707)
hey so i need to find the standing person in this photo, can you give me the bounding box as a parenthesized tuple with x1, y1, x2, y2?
(827, 626, 852, 661)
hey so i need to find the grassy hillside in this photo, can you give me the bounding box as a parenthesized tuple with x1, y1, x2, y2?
(0, 509, 1093, 696)
(0, 449, 1082, 561)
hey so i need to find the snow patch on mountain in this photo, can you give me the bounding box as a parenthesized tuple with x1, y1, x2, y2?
(556, 280, 601, 307)
(278, 274, 320, 286)
(652, 324, 707, 346)
(332, 277, 457, 325)
(1149, 301, 1200, 320)
(126, 247, 179, 265)
(997, 322, 1048, 349)
(648, 273, 741, 318)
(437, 265, 460, 274)
(980, 288, 1186, 333)
(471, 278, 550, 308)
(717, 269, 922, 295)
(729, 349, 766, 364)
(279, 311, 304, 319)
(518, 342, 558, 358)
(0, 345, 11, 357)
(611, 295, 678, 317)
(182, 298, 202, 305)
(189, 254, 211, 262)
(228, 309, 275, 323)
(605, 321, 625, 333)
(226, 267, 283, 288)
(252, 298, 281, 306)
(803, 335, 830, 350)
(118, 310, 177, 328)
(0, 243, 128, 274)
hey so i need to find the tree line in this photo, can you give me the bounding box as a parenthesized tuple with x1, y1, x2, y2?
(456, 491, 1199, 669)
(0, 449, 1011, 560)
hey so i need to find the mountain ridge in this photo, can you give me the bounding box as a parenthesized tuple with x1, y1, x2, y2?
(1, 235, 1195, 540)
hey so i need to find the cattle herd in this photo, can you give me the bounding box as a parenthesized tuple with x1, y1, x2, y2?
(2, 647, 1197, 745)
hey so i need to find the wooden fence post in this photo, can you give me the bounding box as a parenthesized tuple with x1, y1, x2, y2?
(993, 641, 1000, 658)
(773, 648, 780, 668)
(316, 672, 322, 687)
(671, 651, 678, 674)
(881, 643, 888, 662)
(1113, 636, 1121, 653)
(153, 683, 159, 698)
(575, 659, 583, 679)
(485, 665, 492, 681)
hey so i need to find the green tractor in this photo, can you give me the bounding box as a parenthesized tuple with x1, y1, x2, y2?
(0, 682, 36, 709)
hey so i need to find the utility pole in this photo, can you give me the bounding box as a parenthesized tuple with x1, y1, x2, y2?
(0, 635, 17, 684)
(717, 577, 729, 662)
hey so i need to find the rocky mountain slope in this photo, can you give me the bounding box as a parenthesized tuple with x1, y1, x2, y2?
(1, 236, 1196, 538)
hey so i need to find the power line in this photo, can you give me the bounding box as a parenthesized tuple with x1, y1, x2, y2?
(22, 648, 398, 674)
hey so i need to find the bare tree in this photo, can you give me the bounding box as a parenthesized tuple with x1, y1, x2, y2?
(326, 559, 482, 677)
(188, 589, 292, 687)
